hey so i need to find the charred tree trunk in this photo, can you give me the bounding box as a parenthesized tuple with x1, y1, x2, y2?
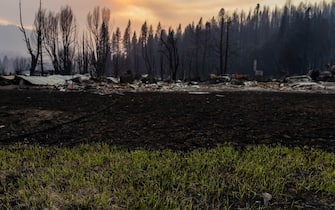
(224, 20, 231, 75)
(19, 0, 41, 75)
(161, 29, 179, 81)
(220, 17, 225, 75)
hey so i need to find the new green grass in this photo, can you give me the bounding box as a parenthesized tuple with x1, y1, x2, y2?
(0, 144, 335, 209)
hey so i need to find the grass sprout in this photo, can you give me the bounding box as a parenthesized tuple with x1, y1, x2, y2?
(0, 144, 334, 209)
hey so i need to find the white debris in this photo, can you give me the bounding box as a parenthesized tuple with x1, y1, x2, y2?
(17, 75, 67, 86)
(190, 85, 201, 89)
(71, 74, 91, 82)
(262, 192, 272, 207)
(209, 74, 231, 82)
(0, 75, 15, 80)
(326, 86, 335, 90)
(244, 81, 258, 87)
(189, 81, 199, 85)
(290, 82, 325, 89)
(188, 91, 210, 95)
(285, 75, 312, 83)
(17, 74, 92, 87)
(320, 82, 335, 90)
(106, 77, 120, 84)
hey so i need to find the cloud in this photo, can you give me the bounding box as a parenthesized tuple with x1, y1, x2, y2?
(108, 0, 276, 29)
(0, 0, 325, 32)
(111, 0, 226, 29)
(0, 18, 11, 25)
(111, 0, 324, 30)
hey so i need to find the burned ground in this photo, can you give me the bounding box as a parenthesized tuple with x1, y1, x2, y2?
(0, 89, 335, 152)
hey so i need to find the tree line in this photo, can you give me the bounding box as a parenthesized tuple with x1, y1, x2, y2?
(13, 0, 335, 80)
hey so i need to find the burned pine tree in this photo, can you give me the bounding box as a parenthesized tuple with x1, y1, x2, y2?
(156, 22, 166, 80)
(123, 20, 132, 72)
(218, 8, 225, 76)
(77, 32, 90, 74)
(224, 18, 231, 75)
(140, 22, 156, 80)
(112, 27, 122, 77)
(160, 28, 180, 81)
(131, 32, 140, 76)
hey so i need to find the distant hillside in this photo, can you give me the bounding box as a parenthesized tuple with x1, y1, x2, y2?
(0, 24, 29, 58)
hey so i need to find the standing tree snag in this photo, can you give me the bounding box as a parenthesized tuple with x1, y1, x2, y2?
(87, 7, 111, 78)
(77, 32, 90, 74)
(224, 18, 231, 75)
(59, 5, 77, 75)
(160, 28, 180, 81)
(131, 32, 140, 76)
(112, 27, 122, 77)
(218, 8, 225, 75)
(43, 11, 60, 74)
(19, 0, 44, 75)
(123, 20, 132, 71)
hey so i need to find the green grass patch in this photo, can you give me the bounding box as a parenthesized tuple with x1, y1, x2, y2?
(0, 144, 335, 209)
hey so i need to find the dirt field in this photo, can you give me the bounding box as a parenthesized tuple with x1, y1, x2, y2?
(0, 89, 335, 152)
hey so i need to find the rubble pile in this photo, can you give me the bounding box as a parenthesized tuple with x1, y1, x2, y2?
(1, 74, 335, 94)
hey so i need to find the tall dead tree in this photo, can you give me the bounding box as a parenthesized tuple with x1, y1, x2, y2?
(77, 32, 90, 74)
(140, 22, 152, 78)
(123, 20, 132, 71)
(218, 8, 225, 75)
(194, 18, 203, 79)
(42, 6, 76, 75)
(161, 28, 179, 81)
(112, 27, 122, 77)
(87, 7, 111, 78)
(19, 0, 44, 75)
(36, 1, 45, 75)
(156, 22, 165, 80)
(131, 32, 140, 75)
(59, 5, 76, 75)
(224, 19, 231, 75)
(43, 11, 60, 74)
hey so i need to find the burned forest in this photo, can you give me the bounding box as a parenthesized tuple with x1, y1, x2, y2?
(1, 1, 334, 82)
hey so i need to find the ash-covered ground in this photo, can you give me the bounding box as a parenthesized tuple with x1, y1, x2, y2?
(1, 89, 334, 152)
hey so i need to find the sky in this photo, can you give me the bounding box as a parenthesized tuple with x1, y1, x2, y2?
(0, 0, 326, 32)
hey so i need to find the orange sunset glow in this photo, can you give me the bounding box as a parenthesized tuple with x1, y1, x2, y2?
(0, 0, 324, 31)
